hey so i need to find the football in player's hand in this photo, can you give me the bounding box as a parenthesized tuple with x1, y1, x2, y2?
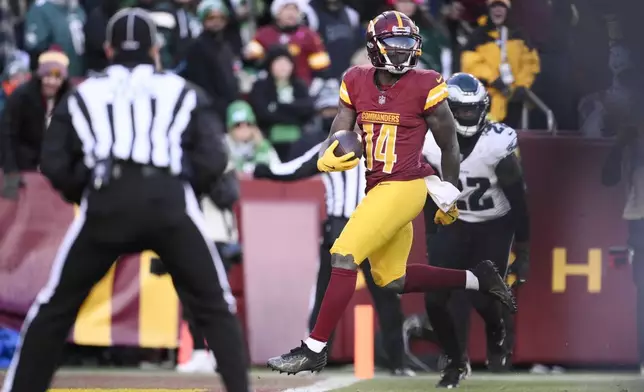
(329, 130, 363, 160)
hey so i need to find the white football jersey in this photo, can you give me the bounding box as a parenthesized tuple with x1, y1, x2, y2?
(423, 122, 518, 223)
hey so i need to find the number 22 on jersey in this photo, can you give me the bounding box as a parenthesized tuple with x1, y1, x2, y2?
(363, 123, 398, 173)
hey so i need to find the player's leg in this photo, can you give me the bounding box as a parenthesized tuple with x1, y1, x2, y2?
(1, 213, 120, 392)
(267, 179, 427, 374)
(308, 228, 335, 345)
(151, 189, 249, 392)
(466, 217, 515, 372)
(423, 220, 471, 387)
(361, 260, 410, 375)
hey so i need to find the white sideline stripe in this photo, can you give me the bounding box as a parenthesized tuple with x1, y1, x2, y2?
(283, 375, 360, 392)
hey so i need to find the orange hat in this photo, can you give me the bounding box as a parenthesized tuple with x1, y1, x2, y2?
(487, 0, 510, 8)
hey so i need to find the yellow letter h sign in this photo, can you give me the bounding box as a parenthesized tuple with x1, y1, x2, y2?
(552, 248, 602, 293)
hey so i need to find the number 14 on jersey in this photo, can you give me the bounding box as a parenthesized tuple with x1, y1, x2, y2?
(363, 123, 398, 173)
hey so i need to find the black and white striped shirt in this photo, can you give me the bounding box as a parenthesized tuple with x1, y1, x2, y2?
(41, 63, 228, 203)
(69, 64, 199, 173)
(257, 142, 366, 218)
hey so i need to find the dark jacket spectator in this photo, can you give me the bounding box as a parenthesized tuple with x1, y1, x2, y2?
(170, 0, 203, 70)
(183, 0, 240, 120)
(84, 0, 121, 73)
(248, 45, 314, 160)
(303, 0, 361, 81)
(390, 0, 448, 73)
(0, 50, 70, 199)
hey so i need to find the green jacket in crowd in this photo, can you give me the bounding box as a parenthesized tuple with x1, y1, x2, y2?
(24, 0, 86, 77)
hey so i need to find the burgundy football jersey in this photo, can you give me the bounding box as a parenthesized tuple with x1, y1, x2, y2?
(340, 65, 448, 192)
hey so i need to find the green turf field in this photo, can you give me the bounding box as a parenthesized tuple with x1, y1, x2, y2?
(333, 375, 644, 392)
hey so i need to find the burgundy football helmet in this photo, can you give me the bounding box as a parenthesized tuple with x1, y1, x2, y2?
(366, 11, 422, 74)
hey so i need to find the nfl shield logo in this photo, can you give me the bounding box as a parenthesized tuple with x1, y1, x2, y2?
(378, 95, 386, 105)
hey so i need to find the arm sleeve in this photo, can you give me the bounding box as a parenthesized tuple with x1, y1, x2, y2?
(41, 92, 90, 204)
(183, 85, 229, 193)
(460, 34, 497, 85)
(339, 68, 356, 110)
(496, 152, 530, 242)
(244, 29, 266, 61)
(422, 74, 449, 114)
(515, 40, 541, 88)
(0, 90, 22, 173)
(254, 141, 322, 181)
(306, 31, 331, 74)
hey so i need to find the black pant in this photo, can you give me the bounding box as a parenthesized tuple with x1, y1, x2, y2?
(308, 217, 406, 370)
(425, 215, 514, 363)
(630, 219, 644, 362)
(1, 166, 248, 392)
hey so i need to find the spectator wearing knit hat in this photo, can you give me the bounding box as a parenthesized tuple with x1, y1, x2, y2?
(244, 0, 330, 85)
(0, 48, 70, 199)
(183, 0, 240, 121)
(225, 99, 279, 173)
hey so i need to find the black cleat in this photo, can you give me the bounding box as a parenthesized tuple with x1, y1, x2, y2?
(471, 260, 517, 313)
(486, 324, 512, 373)
(436, 361, 468, 389)
(266, 341, 327, 375)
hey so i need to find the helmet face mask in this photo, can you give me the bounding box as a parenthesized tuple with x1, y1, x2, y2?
(366, 12, 422, 74)
(446, 73, 489, 137)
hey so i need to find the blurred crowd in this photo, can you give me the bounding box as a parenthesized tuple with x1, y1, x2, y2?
(1, 0, 643, 191)
(0, 0, 643, 374)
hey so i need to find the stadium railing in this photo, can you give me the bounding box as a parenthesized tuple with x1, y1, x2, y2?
(521, 88, 557, 133)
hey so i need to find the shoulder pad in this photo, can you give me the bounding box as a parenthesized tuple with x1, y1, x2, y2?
(342, 65, 368, 80)
(481, 122, 518, 160)
(415, 69, 447, 113)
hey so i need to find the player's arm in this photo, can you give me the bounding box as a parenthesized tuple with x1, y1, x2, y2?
(254, 142, 322, 181)
(496, 151, 530, 285)
(496, 152, 530, 244)
(330, 75, 358, 136)
(425, 101, 460, 187)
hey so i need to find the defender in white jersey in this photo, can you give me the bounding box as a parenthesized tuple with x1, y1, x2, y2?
(422, 73, 530, 388)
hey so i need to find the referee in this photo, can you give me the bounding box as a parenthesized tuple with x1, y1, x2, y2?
(1, 9, 249, 392)
(254, 137, 415, 376)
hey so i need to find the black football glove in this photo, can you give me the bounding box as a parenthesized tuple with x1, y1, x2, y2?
(253, 163, 273, 179)
(508, 241, 530, 288)
(491, 78, 511, 97)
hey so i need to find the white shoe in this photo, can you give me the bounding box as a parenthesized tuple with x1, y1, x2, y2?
(176, 350, 217, 374)
(392, 367, 416, 377)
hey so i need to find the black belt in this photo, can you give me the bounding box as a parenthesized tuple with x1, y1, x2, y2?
(92, 159, 171, 190)
(111, 161, 170, 178)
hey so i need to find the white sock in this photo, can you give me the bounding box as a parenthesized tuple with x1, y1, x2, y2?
(465, 271, 479, 290)
(304, 337, 327, 353)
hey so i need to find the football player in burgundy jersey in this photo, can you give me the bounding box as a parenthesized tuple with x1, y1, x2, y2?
(267, 10, 516, 376)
